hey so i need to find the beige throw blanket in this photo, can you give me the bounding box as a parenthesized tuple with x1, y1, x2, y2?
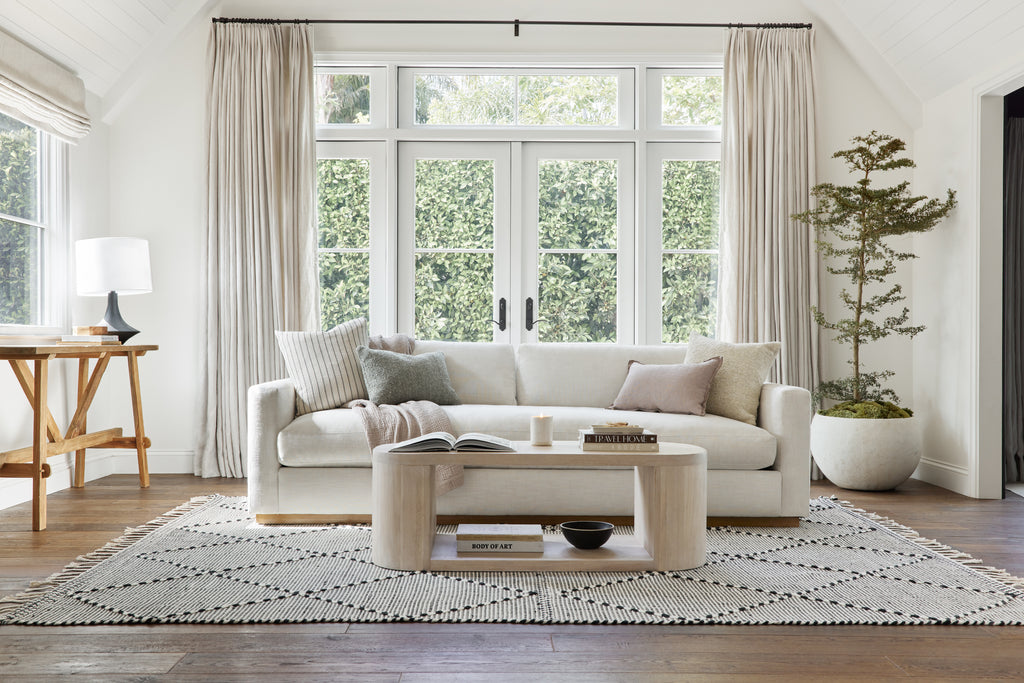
(350, 333, 464, 495)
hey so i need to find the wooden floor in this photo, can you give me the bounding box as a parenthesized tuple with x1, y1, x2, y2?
(0, 474, 1023, 681)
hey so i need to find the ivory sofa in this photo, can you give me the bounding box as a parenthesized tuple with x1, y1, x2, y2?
(248, 341, 811, 525)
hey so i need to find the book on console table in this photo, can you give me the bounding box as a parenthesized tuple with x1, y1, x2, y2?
(456, 524, 544, 553)
(389, 431, 514, 453)
(57, 334, 121, 345)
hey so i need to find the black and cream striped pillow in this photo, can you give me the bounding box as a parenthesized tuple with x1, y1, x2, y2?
(275, 318, 369, 415)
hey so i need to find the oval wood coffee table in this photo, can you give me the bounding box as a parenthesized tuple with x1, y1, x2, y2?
(371, 440, 707, 572)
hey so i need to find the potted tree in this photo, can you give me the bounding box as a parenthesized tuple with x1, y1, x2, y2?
(792, 132, 956, 490)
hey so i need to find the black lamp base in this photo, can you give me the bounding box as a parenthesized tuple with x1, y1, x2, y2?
(98, 291, 140, 344)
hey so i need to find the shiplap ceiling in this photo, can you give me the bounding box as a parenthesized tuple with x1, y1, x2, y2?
(833, 0, 1024, 101)
(2, 1, 1024, 116)
(0, 0, 212, 98)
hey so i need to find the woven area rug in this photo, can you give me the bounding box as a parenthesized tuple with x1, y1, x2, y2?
(3, 495, 1024, 626)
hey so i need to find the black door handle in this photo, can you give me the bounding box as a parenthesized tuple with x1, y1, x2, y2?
(525, 297, 547, 331)
(492, 297, 507, 331)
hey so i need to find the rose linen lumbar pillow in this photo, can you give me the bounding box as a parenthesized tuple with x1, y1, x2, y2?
(610, 356, 723, 415)
(684, 332, 781, 424)
(357, 346, 461, 405)
(275, 318, 369, 415)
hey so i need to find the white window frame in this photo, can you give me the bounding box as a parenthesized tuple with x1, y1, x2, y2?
(314, 56, 722, 344)
(397, 141, 512, 342)
(644, 142, 721, 343)
(315, 140, 389, 335)
(314, 66, 387, 129)
(645, 67, 723, 141)
(521, 142, 635, 344)
(0, 129, 68, 335)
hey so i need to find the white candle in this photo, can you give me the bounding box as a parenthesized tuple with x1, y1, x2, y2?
(531, 414, 553, 446)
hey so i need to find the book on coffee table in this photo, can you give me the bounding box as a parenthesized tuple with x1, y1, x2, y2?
(578, 428, 659, 451)
(455, 524, 544, 553)
(389, 431, 514, 453)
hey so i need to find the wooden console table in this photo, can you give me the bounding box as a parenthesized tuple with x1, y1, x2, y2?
(0, 343, 157, 530)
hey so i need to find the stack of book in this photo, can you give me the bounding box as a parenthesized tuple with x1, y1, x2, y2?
(58, 326, 121, 346)
(578, 424, 659, 452)
(455, 524, 544, 553)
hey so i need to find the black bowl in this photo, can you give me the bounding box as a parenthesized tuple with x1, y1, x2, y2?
(559, 521, 614, 549)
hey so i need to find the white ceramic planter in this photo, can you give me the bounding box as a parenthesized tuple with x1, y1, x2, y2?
(810, 413, 921, 491)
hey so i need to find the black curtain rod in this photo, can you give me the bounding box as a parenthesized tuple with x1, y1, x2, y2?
(211, 18, 812, 36)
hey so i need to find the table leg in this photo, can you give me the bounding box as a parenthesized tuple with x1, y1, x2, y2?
(126, 352, 150, 488)
(371, 460, 435, 570)
(73, 358, 89, 488)
(635, 458, 707, 570)
(32, 359, 48, 531)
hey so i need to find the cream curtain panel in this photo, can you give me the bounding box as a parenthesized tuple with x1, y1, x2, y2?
(719, 28, 819, 393)
(0, 27, 90, 141)
(195, 23, 319, 477)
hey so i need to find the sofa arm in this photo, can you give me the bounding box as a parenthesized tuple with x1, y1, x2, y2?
(247, 379, 296, 516)
(758, 382, 812, 517)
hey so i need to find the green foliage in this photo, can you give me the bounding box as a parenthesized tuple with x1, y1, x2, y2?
(792, 132, 957, 409)
(317, 159, 370, 329)
(820, 400, 913, 419)
(661, 75, 723, 127)
(0, 113, 40, 326)
(317, 73, 370, 124)
(416, 73, 618, 127)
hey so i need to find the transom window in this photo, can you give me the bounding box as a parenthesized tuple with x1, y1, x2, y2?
(315, 62, 720, 345)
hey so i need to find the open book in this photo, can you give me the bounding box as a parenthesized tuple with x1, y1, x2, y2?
(389, 431, 514, 453)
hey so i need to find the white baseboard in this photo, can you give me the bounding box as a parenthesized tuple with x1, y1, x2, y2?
(0, 450, 196, 512)
(913, 457, 970, 496)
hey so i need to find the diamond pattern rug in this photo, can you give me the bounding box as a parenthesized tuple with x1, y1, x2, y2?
(3, 495, 1024, 625)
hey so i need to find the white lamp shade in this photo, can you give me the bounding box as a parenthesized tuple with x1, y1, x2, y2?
(75, 237, 152, 296)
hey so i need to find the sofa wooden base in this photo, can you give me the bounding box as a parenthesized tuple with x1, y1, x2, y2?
(255, 514, 802, 528)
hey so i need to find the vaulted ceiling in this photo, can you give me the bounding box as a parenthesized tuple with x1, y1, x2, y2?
(1, 1, 1023, 125)
(832, 0, 1024, 102)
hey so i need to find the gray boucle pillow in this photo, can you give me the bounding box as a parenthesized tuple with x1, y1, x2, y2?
(357, 346, 461, 405)
(684, 332, 781, 424)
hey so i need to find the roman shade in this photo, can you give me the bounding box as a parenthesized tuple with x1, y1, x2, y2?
(0, 27, 90, 141)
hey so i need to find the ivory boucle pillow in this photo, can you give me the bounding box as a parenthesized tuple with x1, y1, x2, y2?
(684, 332, 781, 424)
(610, 357, 723, 415)
(275, 318, 368, 415)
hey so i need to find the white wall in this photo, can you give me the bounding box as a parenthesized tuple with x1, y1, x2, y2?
(911, 50, 1024, 498)
(11, 0, 914, 487)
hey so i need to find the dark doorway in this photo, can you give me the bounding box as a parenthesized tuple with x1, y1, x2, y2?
(1003, 86, 1024, 492)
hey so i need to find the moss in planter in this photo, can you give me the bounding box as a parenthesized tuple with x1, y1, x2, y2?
(819, 400, 913, 419)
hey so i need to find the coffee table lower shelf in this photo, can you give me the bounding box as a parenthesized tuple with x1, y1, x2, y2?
(430, 534, 656, 572)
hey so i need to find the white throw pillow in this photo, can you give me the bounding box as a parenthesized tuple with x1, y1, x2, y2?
(684, 332, 781, 425)
(275, 318, 369, 415)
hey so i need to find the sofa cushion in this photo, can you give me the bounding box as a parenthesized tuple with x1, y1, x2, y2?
(278, 408, 369, 467)
(413, 340, 516, 405)
(610, 356, 722, 415)
(516, 343, 689, 408)
(357, 347, 461, 405)
(685, 333, 781, 425)
(275, 318, 368, 415)
(277, 404, 776, 470)
(449, 405, 776, 471)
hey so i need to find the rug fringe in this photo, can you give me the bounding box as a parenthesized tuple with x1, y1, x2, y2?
(0, 495, 218, 618)
(831, 497, 1024, 591)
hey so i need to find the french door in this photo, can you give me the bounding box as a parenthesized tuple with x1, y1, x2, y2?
(398, 141, 634, 343)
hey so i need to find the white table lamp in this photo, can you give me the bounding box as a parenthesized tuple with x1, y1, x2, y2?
(75, 237, 152, 343)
